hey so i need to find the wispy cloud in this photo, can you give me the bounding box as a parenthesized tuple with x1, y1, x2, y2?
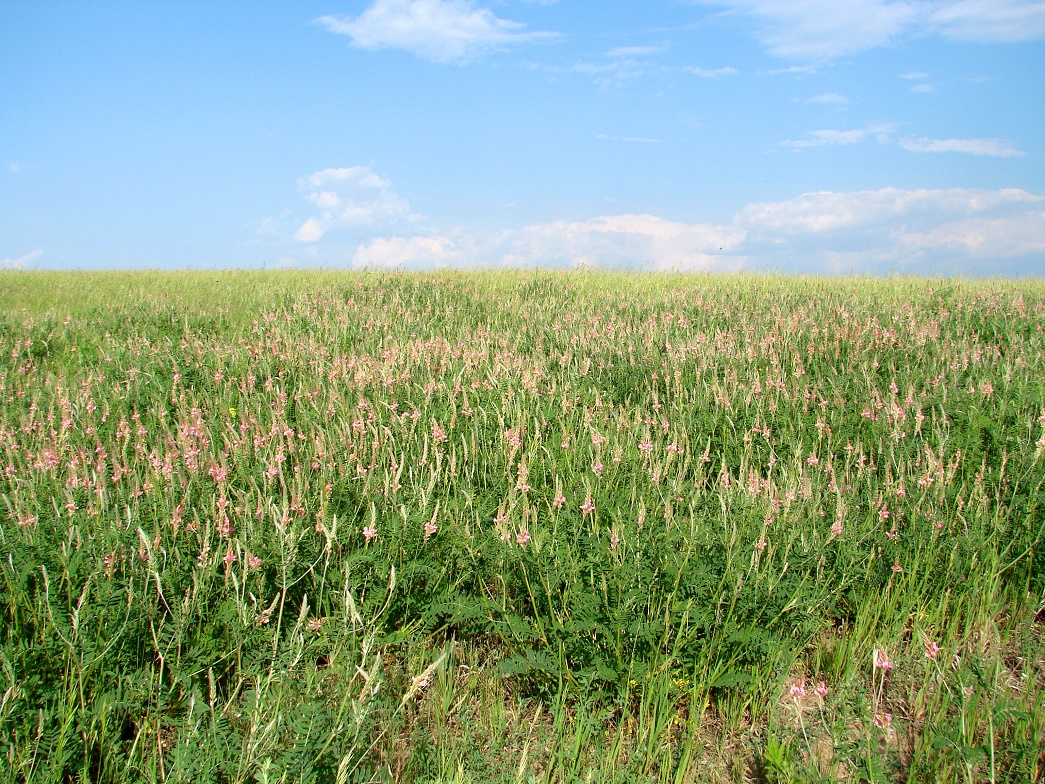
(294, 167, 415, 243)
(900, 71, 930, 79)
(353, 233, 478, 268)
(596, 134, 662, 143)
(910, 82, 935, 92)
(498, 214, 746, 271)
(1, 249, 43, 270)
(899, 136, 1026, 156)
(699, 0, 1045, 60)
(699, 0, 917, 60)
(807, 92, 848, 105)
(737, 187, 1041, 234)
(7, 162, 24, 174)
(680, 65, 740, 77)
(782, 129, 867, 147)
(605, 45, 665, 57)
(316, 0, 558, 64)
(269, 169, 1044, 276)
(735, 187, 1045, 273)
(781, 125, 1027, 156)
(780, 122, 898, 148)
(927, 0, 1045, 42)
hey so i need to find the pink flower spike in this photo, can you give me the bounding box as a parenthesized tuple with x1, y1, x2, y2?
(790, 678, 806, 697)
(814, 681, 829, 697)
(923, 639, 941, 660)
(516, 529, 531, 546)
(874, 649, 893, 671)
(580, 497, 595, 514)
(362, 525, 377, 542)
(423, 521, 438, 538)
(223, 549, 237, 566)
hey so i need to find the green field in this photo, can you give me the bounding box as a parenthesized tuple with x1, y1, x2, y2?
(1, 270, 1043, 783)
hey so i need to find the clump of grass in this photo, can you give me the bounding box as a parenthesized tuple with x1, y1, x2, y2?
(1, 270, 1043, 782)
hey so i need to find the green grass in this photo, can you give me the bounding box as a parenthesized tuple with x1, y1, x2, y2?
(1, 269, 1043, 783)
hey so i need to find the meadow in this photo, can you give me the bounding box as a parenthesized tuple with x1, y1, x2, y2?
(0, 270, 1042, 783)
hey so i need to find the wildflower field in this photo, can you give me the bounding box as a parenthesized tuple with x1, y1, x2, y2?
(1, 270, 1043, 783)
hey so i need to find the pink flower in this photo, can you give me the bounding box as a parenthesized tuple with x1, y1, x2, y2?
(923, 639, 940, 660)
(362, 525, 377, 542)
(874, 649, 893, 671)
(247, 554, 262, 570)
(580, 497, 595, 514)
(790, 678, 806, 697)
(891, 562, 903, 573)
(223, 549, 237, 565)
(516, 529, 531, 546)
(814, 681, 829, 697)
(552, 492, 566, 508)
(423, 521, 438, 539)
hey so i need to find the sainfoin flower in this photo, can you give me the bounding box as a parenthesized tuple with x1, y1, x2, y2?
(362, 525, 377, 542)
(790, 678, 806, 697)
(874, 649, 893, 671)
(516, 529, 531, 546)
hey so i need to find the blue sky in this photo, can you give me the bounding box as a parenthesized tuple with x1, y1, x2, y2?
(2, 0, 1044, 275)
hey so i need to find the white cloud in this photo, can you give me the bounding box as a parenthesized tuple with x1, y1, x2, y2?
(899, 136, 1025, 156)
(353, 215, 746, 271)
(700, 0, 1045, 60)
(8, 162, 24, 174)
(928, 0, 1045, 42)
(294, 166, 415, 243)
(737, 187, 1043, 235)
(900, 71, 930, 79)
(353, 234, 478, 267)
(1, 249, 43, 270)
(910, 82, 934, 92)
(700, 0, 918, 59)
(899, 214, 1045, 257)
(499, 214, 747, 270)
(680, 65, 740, 76)
(781, 122, 900, 148)
(782, 128, 867, 147)
(807, 92, 848, 104)
(596, 134, 662, 143)
(734, 187, 1045, 274)
(316, 0, 557, 64)
(605, 45, 666, 57)
(295, 218, 326, 243)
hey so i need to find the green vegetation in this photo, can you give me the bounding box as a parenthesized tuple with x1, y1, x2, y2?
(1, 270, 1043, 783)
